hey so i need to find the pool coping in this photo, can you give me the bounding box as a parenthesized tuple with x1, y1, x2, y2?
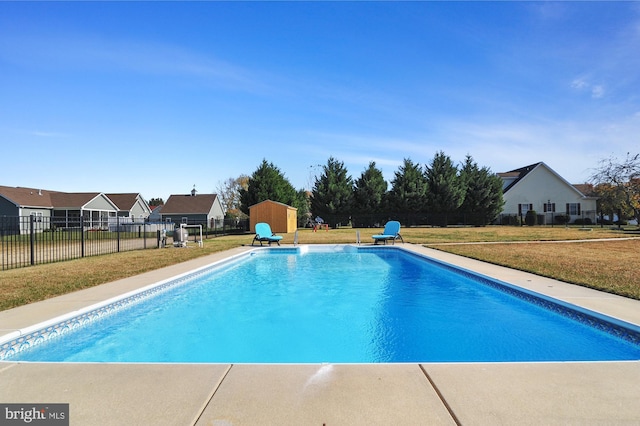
(1, 243, 639, 424)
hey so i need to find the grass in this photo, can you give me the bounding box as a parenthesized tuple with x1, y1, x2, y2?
(434, 240, 640, 300)
(0, 225, 638, 311)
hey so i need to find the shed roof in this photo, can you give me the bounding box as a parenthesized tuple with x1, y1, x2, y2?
(249, 199, 297, 210)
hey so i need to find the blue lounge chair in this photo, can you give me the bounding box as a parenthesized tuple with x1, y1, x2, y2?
(372, 221, 403, 245)
(252, 222, 283, 246)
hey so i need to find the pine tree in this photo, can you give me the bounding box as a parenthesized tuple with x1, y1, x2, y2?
(239, 159, 298, 214)
(352, 161, 388, 227)
(310, 157, 353, 227)
(424, 151, 464, 226)
(458, 155, 504, 226)
(387, 158, 427, 225)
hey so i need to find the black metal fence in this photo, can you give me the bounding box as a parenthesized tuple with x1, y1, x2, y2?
(0, 216, 251, 271)
(0, 216, 173, 271)
(174, 218, 250, 237)
(317, 210, 600, 228)
(326, 212, 506, 228)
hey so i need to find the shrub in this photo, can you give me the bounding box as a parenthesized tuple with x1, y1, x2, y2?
(554, 214, 569, 225)
(574, 218, 593, 226)
(500, 215, 520, 226)
(525, 210, 537, 226)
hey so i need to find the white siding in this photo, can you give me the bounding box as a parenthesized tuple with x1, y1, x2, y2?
(502, 164, 597, 223)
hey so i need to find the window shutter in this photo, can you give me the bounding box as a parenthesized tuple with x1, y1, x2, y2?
(518, 204, 522, 215)
(566, 203, 570, 214)
(543, 204, 547, 212)
(529, 203, 533, 211)
(552, 203, 556, 212)
(578, 204, 581, 215)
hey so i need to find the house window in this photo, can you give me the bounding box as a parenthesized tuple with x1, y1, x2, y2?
(30, 212, 43, 222)
(566, 203, 581, 215)
(518, 203, 533, 216)
(543, 202, 555, 213)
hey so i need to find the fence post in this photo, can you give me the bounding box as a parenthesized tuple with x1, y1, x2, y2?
(81, 216, 85, 258)
(0, 223, 4, 271)
(30, 215, 35, 265)
(117, 216, 121, 253)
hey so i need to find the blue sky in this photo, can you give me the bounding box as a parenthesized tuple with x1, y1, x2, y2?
(1, 2, 639, 202)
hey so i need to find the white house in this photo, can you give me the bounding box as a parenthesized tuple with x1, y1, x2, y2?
(498, 162, 598, 224)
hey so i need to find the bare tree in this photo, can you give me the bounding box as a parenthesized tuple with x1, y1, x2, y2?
(590, 152, 640, 224)
(216, 175, 249, 219)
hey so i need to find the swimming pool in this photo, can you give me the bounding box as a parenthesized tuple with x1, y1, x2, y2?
(2, 245, 640, 363)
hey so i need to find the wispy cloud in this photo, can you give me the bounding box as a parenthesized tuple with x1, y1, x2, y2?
(528, 2, 568, 21)
(30, 131, 70, 138)
(591, 85, 605, 99)
(570, 78, 589, 91)
(0, 33, 272, 94)
(436, 113, 640, 180)
(566, 7, 640, 102)
(300, 110, 640, 185)
(571, 77, 606, 99)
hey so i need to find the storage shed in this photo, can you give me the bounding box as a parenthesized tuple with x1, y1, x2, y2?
(249, 200, 297, 234)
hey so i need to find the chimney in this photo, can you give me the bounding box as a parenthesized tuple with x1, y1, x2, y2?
(191, 185, 197, 197)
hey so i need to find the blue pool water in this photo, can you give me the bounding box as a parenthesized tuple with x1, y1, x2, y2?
(4, 246, 640, 363)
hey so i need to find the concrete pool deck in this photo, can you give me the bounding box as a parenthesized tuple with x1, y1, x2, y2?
(1, 244, 639, 425)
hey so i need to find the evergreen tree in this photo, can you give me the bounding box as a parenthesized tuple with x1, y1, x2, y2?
(352, 161, 388, 227)
(424, 151, 465, 226)
(310, 157, 353, 227)
(387, 158, 427, 225)
(458, 155, 505, 226)
(239, 159, 298, 214)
